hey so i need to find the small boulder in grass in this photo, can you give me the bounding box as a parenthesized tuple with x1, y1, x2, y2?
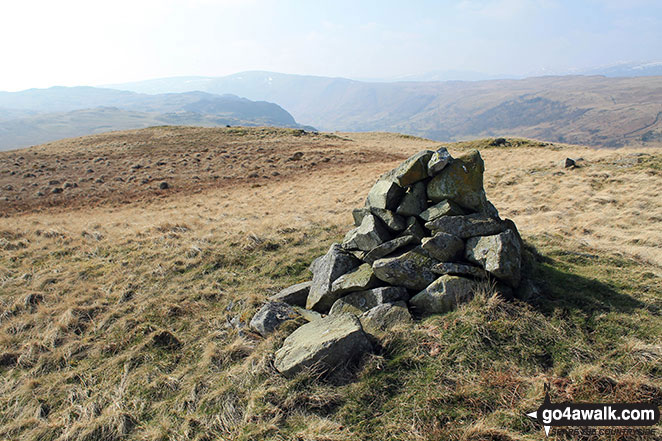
(250, 302, 301, 336)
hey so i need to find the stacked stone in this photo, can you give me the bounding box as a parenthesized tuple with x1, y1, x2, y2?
(250, 147, 523, 377)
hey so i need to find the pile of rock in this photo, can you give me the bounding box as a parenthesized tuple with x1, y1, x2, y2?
(250, 147, 523, 377)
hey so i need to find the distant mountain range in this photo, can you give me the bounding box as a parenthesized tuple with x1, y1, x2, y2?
(106, 71, 662, 147)
(2, 66, 662, 150)
(0, 88, 308, 150)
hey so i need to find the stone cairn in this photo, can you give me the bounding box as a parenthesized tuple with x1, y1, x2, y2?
(250, 147, 523, 377)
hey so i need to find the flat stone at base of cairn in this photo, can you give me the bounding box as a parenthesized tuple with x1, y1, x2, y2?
(274, 313, 372, 377)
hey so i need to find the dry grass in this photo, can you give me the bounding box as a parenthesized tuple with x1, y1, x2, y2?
(0, 128, 660, 440)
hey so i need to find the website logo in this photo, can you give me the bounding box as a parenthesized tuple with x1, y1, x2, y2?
(526, 384, 660, 437)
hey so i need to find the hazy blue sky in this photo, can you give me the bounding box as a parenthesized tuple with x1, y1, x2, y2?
(2, 0, 661, 91)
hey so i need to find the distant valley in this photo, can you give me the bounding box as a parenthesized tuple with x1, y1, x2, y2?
(0, 88, 308, 150)
(2, 71, 662, 150)
(108, 72, 662, 148)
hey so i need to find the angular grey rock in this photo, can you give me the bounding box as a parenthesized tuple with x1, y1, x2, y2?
(329, 286, 409, 316)
(420, 232, 464, 262)
(363, 235, 419, 265)
(292, 306, 323, 322)
(343, 214, 392, 252)
(309, 255, 324, 274)
(409, 275, 476, 314)
(274, 313, 372, 377)
(331, 263, 381, 295)
(371, 208, 406, 232)
(353, 207, 406, 232)
(352, 208, 369, 226)
(432, 262, 487, 279)
(307, 244, 361, 312)
(372, 247, 439, 290)
(360, 301, 413, 339)
(268, 281, 311, 307)
(465, 230, 522, 287)
(563, 158, 576, 168)
(402, 216, 428, 240)
(396, 181, 427, 217)
(418, 200, 466, 222)
(427, 147, 452, 175)
(425, 213, 507, 239)
(249, 302, 300, 336)
(393, 150, 433, 187)
(365, 173, 405, 210)
(426, 150, 493, 214)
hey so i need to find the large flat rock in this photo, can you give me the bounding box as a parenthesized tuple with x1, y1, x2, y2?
(274, 313, 372, 377)
(425, 213, 507, 239)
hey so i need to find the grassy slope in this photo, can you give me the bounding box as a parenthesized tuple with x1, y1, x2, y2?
(0, 131, 660, 440)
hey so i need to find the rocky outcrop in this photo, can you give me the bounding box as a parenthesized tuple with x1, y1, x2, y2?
(253, 146, 524, 377)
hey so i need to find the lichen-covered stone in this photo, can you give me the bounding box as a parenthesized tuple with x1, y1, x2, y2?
(268, 281, 311, 307)
(425, 213, 507, 239)
(363, 235, 419, 265)
(307, 244, 361, 312)
(396, 181, 427, 217)
(366, 173, 405, 210)
(359, 301, 413, 339)
(465, 230, 521, 287)
(432, 262, 487, 279)
(343, 214, 392, 252)
(329, 286, 409, 316)
(418, 200, 466, 222)
(427, 150, 490, 212)
(409, 275, 476, 314)
(372, 247, 439, 290)
(393, 150, 433, 187)
(353, 207, 406, 232)
(331, 263, 381, 295)
(420, 232, 464, 262)
(402, 216, 428, 240)
(274, 313, 372, 377)
(427, 147, 452, 175)
(250, 302, 301, 336)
